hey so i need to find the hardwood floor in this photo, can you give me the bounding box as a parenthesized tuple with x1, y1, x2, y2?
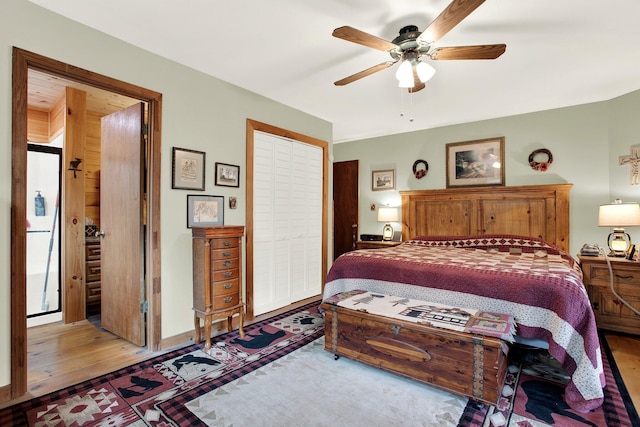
(0, 297, 320, 410)
(604, 332, 640, 412)
(1, 314, 639, 414)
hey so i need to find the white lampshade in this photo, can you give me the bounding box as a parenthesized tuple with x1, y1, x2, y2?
(598, 200, 640, 227)
(377, 207, 399, 223)
(598, 199, 640, 257)
(395, 60, 414, 88)
(395, 59, 436, 88)
(378, 207, 399, 241)
(416, 61, 436, 83)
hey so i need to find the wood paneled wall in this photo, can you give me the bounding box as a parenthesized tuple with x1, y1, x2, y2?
(27, 95, 64, 143)
(85, 110, 101, 226)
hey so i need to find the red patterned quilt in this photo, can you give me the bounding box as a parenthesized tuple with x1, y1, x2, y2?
(323, 235, 604, 413)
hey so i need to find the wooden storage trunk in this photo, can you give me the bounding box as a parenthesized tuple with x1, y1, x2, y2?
(321, 301, 508, 405)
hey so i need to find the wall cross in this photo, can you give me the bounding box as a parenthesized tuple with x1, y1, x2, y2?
(619, 144, 640, 186)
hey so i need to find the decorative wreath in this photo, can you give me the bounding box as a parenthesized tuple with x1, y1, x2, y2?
(528, 148, 553, 172)
(412, 159, 429, 179)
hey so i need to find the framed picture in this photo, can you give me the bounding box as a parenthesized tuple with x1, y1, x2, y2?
(187, 195, 224, 228)
(215, 162, 240, 187)
(372, 169, 395, 191)
(446, 137, 505, 188)
(172, 147, 205, 190)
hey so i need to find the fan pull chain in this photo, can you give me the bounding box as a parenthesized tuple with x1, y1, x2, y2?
(399, 89, 415, 122)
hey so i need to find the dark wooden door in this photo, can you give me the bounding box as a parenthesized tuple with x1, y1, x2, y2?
(333, 160, 359, 260)
(100, 103, 145, 346)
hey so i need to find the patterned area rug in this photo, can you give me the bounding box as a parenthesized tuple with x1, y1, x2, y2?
(0, 301, 637, 426)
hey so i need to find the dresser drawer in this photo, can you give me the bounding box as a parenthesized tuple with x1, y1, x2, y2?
(212, 247, 239, 260)
(86, 260, 101, 282)
(213, 278, 239, 296)
(212, 293, 240, 310)
(85, 245, 101, 260)
(213, 268, 239, 282)
(86, 281, 101, 303)
(212, 257, 239, 271)
(211, 238, 239, 250)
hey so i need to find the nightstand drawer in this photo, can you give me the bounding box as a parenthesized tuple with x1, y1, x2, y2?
(356, 241, 401, 250)
(589, 264, 640, 287)
(579, 254, 640, 335)
(599, 292, 640, 319)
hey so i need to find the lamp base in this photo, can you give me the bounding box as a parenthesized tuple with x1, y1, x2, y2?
(607, 251, 627, 258)
(382, 223, 393, 241)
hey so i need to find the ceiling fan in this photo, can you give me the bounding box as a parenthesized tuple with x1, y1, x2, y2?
(332, 0, 506, 93)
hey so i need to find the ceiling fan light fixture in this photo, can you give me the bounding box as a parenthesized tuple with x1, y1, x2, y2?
(416, 60, 435, 83)
(395, 60, 414, 87)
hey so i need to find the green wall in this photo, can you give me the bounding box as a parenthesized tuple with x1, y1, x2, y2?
(0, 0, 331, 387)
(334, 91, 640, 256)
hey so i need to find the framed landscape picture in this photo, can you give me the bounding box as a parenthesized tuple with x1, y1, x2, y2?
(446, 137, 505, 188)
(187, 195, 224, 228)
(172, 147, 205, 190)
(372, 169, 395, 191)
(215, 162, 240, 187)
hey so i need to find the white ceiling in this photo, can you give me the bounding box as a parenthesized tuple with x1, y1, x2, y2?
(28, 0, 640, 144)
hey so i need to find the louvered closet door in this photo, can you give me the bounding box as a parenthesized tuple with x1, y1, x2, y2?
(253, 131, 323, 315)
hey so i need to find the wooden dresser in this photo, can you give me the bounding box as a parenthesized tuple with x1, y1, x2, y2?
(85, 237, 101, 315)
(192, 226, 246, 351)
(579, 255, 640, 335)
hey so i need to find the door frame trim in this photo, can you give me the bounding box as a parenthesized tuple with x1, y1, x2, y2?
(9, 47, 163, 399)
(245, 119, 329, 319)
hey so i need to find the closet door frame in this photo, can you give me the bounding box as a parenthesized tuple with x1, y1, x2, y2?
(246, 119, 329, 319)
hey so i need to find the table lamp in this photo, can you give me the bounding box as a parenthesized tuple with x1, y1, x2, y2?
(378, 207, 399, 241)
(598, 199, 640, 257)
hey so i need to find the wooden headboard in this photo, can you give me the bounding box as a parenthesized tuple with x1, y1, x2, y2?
(400, 184, 572, 252)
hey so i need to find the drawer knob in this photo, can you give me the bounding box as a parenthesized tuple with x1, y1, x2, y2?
(615, 274, 634, 280)
(223, 261, 232, 267)
(224, 272, 232, 278)
(224, 297, 233, 303)
(224, 283, 232, 289)
(222, 251, 231, 257)
(223, 240, 231, 246)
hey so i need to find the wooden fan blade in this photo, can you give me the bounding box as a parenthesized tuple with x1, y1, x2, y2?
(334, 61, 396, 86)
(418, 0, 485, 44)
(332, 26, 397, 52)
(429, 44, 506, 60)
(408, 66, 426, 93)
(408, 83, 426, 93)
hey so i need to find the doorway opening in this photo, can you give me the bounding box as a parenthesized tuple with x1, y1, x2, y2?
(26, 141, 62, 324)
(10, 47, 163, 400)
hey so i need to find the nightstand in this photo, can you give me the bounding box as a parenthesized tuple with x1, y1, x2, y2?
(578, 255, 640, 335)
(356, 240, 402, 250)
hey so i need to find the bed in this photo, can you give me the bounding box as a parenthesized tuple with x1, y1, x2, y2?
(323, 184, 604, 413)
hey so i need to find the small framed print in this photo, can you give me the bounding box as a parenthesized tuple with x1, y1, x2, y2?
(215, 162, 240, 188)
(187, 195, 224, 228)
(172, 147, 205, 190)
(446, 137, 505, 188)
(372, 169, 395, 191)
